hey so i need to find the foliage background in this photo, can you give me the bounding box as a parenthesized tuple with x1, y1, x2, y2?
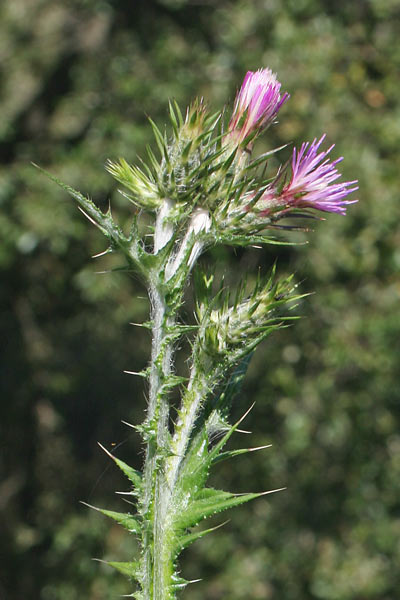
(1, 1, 399, 599)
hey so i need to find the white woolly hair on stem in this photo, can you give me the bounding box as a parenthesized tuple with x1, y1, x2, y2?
(154, 197, 174, 253)
(165, 207, 211, 280)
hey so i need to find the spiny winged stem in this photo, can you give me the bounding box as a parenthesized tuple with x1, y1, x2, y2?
(143, 201, 210, 600)
(40, 68, 357, 600)
(143, 281, 172, 600)
(143, 201, 176, 600)
(166, 365, 209, 492)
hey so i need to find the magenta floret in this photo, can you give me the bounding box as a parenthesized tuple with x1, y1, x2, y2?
(282, 135, 358, 214)
(229, 68, 289, 144)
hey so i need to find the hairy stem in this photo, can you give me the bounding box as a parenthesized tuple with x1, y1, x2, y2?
(166, 365, 210, 492)
(142, 204, 176, 600)
(142, 205, 212, 599)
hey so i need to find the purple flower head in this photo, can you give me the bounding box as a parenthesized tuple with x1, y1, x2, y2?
(279, 135, 358, 215)
(228, 68, 289, 145)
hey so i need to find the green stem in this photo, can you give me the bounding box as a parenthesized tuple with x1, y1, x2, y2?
(142, 204, 211, 600)
(166, 365, 210, 491)
(142, 203, 177, 600)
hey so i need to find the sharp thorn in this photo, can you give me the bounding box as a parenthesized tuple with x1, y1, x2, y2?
(77, 206, 99, 227)
(97, 441, 117, 460)
(123, 370, 146, 377)
(92, 248, 112, 258)
(121, 420, 136, 429)
(237, 402, 256, 424)
(92, 558, 107, 564)
(235, 487, 286, 496)
(80, 500, 96, 510)
(121, 498, 136, 506)
(259, 487, 286, 496)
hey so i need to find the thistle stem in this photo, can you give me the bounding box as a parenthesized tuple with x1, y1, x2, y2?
(166, 366, 210, 491)
(142, 200, 183, 600)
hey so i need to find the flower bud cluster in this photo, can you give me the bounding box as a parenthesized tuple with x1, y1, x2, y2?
(196, 273, 297, 361)
(105, 157, 162, 210)
(106, 67, 357, 260)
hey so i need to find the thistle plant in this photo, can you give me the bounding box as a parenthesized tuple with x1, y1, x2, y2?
(39, 67, 357, 600)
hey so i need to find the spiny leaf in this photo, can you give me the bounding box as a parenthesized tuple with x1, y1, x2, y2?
(107, 561, 140, 578)
(220, 148, 238, 173)
(244, 144, 289, 171)
(123, 368, 150, 378)
(174, 520, 229, 553)
(82, 503, 140, 533)
(172, 428, 210, 495)
(34, 164, 147, 275)
(168, 100, 180, 135)
(181, 140, 193, 162)
(148, 117, 169, 164)
(206, 354, 253, 419)
(166, 323, 199, 335)
(161, 375, 188, 390)
(145, 144, 161, 174)
(174, 487, 283, 530)
(33, 164, 109, 235)
(98, 443, 142, 490)
(211, 444, 272, 465)
(129, 320, 153, 330)
(170, 99, 184, 128)
(170, 573, 202, 591)
(215, 232, 301, 247)
(190, 146, 226, 178)
(170, 574, 192, 590)
(94, 264, 132, 275)
(207, 403, 256, 464)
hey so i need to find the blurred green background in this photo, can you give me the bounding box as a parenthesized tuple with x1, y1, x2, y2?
(1, 1, 399, 599)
